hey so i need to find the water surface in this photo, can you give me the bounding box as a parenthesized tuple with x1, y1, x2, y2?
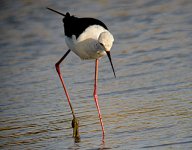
(0, 0, 192, 149)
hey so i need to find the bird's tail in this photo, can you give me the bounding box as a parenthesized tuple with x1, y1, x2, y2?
(47, 7, 66, 17)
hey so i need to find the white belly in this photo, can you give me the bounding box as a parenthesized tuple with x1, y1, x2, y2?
(65, 25, 108, 59)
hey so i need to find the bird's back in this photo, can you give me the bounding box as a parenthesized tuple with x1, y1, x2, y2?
(63, 13, 108, 39)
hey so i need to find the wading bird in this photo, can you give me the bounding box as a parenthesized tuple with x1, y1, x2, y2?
(47, 7, 116, 141)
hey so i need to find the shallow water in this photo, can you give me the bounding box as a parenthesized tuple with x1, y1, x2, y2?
(0, 0, 192, 149)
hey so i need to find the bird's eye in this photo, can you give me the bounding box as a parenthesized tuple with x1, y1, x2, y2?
(99, 42, 104, 47)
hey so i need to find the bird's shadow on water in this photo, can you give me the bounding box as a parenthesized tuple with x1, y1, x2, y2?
(69, 135, 112, 150)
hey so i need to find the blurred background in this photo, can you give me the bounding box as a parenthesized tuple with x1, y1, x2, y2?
(0, 0, 192, 149)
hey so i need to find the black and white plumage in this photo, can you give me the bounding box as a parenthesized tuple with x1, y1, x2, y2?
(47, 7, 116, 140)
(64, 14, 113, 60)
(63, 12, 108, 38)
(47, 7, 115, 74)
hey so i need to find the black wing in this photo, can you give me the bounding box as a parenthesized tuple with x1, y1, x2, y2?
(63, 13, 108, 38)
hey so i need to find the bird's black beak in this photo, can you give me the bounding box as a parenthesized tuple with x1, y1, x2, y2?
(47, 7, 66, 17)
(106, 51, 116, 78)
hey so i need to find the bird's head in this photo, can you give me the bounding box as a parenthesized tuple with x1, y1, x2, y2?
(98, 31, 114, 52)
(98, 32, 116, 78)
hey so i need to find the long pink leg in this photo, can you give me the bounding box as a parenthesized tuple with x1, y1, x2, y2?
(55, 49, 76, 117)
(55, 49, 80, 140)
(93, 59, 105, 137)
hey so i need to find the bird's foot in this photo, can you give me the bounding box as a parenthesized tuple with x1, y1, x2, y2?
(72, 117, 80, 142)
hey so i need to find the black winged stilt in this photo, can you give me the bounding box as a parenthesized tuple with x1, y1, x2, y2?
(47, 7, 116, 140)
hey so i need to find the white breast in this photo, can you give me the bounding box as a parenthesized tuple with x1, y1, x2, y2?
(65, 25, 108, 60)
